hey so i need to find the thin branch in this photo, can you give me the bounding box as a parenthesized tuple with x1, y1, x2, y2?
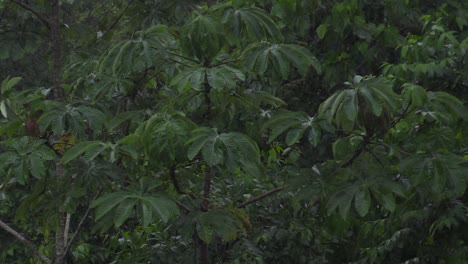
(10, 0, 51, 28)
(166, 51, 200, 64)
(166, 57, 197, 69)
(0, 219, 52, 264)
(209, 58, 243, 68)
(237, 186, 285, 208)
(373, 102, 414, 141)
(63, 189, 101, 256)
(169, 165, 185, 195)
(63, 213, 71, 247)
(201, 166, 212, 212)
(101, 0, 135, 37)
(176, 201, 192, 213)
(340, 143, 365, 168)
(365, 146, 385, 168)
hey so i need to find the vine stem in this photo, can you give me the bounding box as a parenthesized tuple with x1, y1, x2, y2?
(237, 186, 285, 208)
(0, 219, 52, 264)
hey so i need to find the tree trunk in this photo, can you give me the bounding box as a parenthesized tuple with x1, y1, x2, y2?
(49, 0, 64, 101)
(198, 162, 213, 264)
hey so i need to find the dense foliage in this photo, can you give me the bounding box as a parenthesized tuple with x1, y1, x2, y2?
(0, 0, 467, 263)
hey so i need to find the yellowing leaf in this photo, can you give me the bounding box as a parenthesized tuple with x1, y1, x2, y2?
(53, 133, 77, 153)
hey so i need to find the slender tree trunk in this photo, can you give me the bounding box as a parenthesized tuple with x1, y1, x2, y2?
(53, 160, 67, 264)
(198, 78, 213, 264)
(198, 166, 212, 264)
(49, 0, 64, 101)
(8, 1, 68, 263)
(49, 1, 67, 263)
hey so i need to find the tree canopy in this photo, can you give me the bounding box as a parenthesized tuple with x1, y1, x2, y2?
(0, 0, 467, 263)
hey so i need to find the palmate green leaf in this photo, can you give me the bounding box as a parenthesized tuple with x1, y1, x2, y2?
(1, 76, 22, 94)
(269, 47, 289, 80)
(372, 190, 396, 212)
(61, 141, 102, 164)
(207, 65, 245, 91)
(15, 157, 27, 185)
(99, 25, 173, 75)
(187, 127, 217, 160)
(332, 137, 354, 161)
(432, 160, 447, 193)
(222, 6, 283, 44)
(118, 145, 138, 160)
(401, 83, 428, 107)
(243, 90, 286, 108)
(357, 77, 399, 113)
(91, 192, 179, 228)
(170, 66, 205, 92)
(38, 109, 65, 135)
(319, 76, 399, 131)
(197, 221, 214, 244)
(265, 111, 307, 142)
(329, 90, 348, 122)
(202, 138, 225, 166)
(403, 153, 468, 199)
(144, 196, 179, 223)
(327, 186, 356, 219)
(38, 103, 105, 137)
(354, 188, 371, 217)
(229, 132, 262, 176)
(82, 143, 107, 161)
(316, 24, 328, 39)
(343, 90, 358, 121)
(106, 111, 142, 131)
(141, 201, 153, 228)
(358, 84, 382, 116)
(242, 42, 321, 80)
(279, 44, 322, 75)
(426, 91, 468, 122)
(0, 100, 7, 118)
(91, 192, 129, 221)
(181, 14, 225, 61)
(308, 124, 322, 147)
(265, 110, 323, 147)
(113, 198, 137, 228)
(285, 126, 307, 146)
(187, 128, 261, 174)
(28, 154, 45, 179)
(99, 42, 126, 74)
(77, 106, 106, 131)
(0, 137, 55, 182)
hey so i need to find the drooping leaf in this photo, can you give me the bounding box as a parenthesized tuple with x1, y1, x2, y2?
(354, 188, 371, 217)
(222, 6, 283, 44)
(62, 141, 102, 164)
(181, 14, 225, 61)
(91, 192, 129, 221)
(401, 83, 428, 107)
(113, 198, 137, 228)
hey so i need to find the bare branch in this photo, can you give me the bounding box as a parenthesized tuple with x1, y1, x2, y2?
(101, 0, 136, 37)
(176, 201, 192, 213)
(237, 186, 285, 208)
(63, 189, 102, 256)
(170, 165, 185, 195)
(340, 144, 365, 168)
(10, 0, 51, 28)
(63, 213, 71, 246)
(0, 219, 52, 264)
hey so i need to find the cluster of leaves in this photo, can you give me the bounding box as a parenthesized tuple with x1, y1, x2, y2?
(0, 0, 467, 263)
